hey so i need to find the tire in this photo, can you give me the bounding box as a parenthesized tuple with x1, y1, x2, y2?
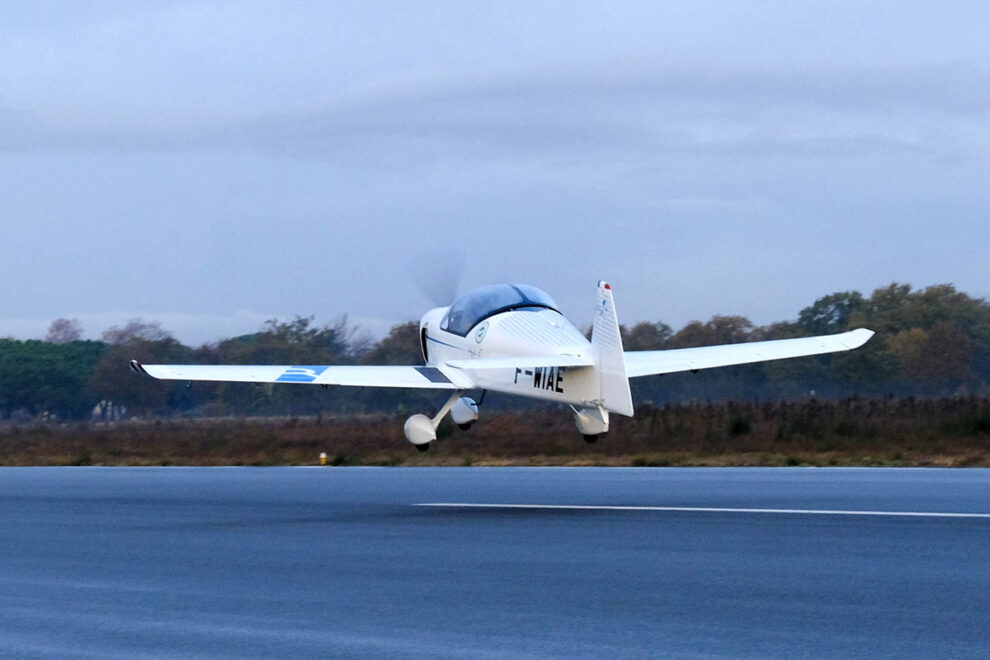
(415, 443, 431, 452)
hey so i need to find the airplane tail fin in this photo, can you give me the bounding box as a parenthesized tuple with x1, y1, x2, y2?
(591, 281, 634, 416)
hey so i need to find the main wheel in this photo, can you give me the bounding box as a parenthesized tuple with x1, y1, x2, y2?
(583, 434, 601, 444)
(457, 423, 473, 431)
(415, 443, 431, 452)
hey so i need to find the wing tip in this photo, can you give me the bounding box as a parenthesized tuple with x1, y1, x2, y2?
(844, 328, 875, 349)
(130, 360, 168, 380)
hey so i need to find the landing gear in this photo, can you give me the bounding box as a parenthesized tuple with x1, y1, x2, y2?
(403, 391, 484, 449)
(572, 405, 609, 444)
(454, 391, 484, 433)
(450, 396, 479, 428)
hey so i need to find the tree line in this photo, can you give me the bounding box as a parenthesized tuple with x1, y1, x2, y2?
(1, 282, 989, 422)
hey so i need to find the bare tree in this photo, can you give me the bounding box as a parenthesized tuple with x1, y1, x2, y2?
(101, 319, 172, 345)
(46, 318, 83, 344)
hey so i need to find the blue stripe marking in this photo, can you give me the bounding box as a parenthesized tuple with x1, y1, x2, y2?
(276, 366, 329, 383)
(425, 334, 464, 351)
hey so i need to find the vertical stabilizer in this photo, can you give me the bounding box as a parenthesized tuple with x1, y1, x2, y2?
(591, 281, 634, 416)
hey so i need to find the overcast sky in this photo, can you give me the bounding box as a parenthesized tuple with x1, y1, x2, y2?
(1, 1, 988, 344)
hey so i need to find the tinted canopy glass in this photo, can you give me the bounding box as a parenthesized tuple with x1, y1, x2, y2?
(441, 284, 559, 336)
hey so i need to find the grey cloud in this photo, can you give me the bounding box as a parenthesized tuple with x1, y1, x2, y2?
(671, 134, 948, 158)
(581, 64, 990, 116)
(4, 64, 987, 159)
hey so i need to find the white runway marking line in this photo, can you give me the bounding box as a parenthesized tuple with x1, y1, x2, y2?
(415, 503, 990, 519)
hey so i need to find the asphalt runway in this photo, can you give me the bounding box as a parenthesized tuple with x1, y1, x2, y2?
(1, 467, 988, 659)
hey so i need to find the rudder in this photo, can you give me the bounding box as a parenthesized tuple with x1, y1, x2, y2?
(591, 280, 634, 416)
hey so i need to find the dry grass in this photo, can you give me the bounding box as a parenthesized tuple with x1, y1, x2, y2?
(1, 397, 988, 467)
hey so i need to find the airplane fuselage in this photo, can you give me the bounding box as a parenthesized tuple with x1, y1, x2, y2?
(419, 306, 603, 409)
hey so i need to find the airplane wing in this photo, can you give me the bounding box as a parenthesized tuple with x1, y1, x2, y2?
(129, 361, 469, 389)
(623, 328, 874, 378)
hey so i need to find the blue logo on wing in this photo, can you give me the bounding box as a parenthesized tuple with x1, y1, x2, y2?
(276, 366, 329, 383)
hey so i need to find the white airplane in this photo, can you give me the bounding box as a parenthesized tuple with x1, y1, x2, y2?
(130, 282, 874, 451)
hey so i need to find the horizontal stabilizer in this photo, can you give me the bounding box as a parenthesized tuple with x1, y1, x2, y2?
(130, 361, 468, 389)
(624, 328, 874, 378)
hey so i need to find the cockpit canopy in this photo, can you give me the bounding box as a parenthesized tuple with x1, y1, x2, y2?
(440, 283, 559, 336)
